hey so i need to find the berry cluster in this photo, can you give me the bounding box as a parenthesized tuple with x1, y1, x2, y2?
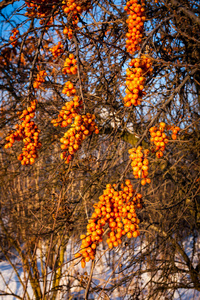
(62, 54, 77, 75)
(10, 29, 19, 47)
(47, 8, 99, 165)
(62, 81, 77, 96)
(149, 122, 169, 158)
(25, 0, 58, 18)
(4, 100, 41, 165)
(75, 180, 142, 268)
(63, 27, 73, 39)
(52, 95, 99, 164)
(124, 0, 146, 55)
(123, 1, 152, 107)
(169, 125, 180, 140)
(51, 96, 81, 128)
(33, 70, 47, 89)
(149, 122, 180, 158)
(60, 113, 99, 163)
(49, 42, 64, 59)
(129, 146, 151, 185)
(124, 56, 152, 107)
(62, 0, 91, 28)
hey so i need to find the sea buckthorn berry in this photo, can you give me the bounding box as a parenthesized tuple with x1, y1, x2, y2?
(149, 122, 180, 158)
(62, 81, 77, 96)
(62, 54, 78, 75)
(33, 70, 47, 89)
(81, 259, 86, 268)
(129, 146, 151, 184)
(63, 27, 73, 39)
(59, 113, 98, 163)
(75, 180, 143, 267)
(51, 97, 82, 128)
(160, 122, 166, 129)
(52, 106, 98, 164)
(124, 0, 146, 54)
(10, 28, 19, 47)
(4, 100, 41, 165)
(49, 42, 64, 59)
(25, 0, 58, 19)
(124, 1, 152, 107)
(170, 126, 180, 140)
(124, 55, 152, 107)
(62, 0, 91, 36)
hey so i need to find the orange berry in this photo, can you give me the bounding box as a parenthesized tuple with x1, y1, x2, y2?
(75, 253, 81, 258)
(113, 241, 118, 247)
(172, 134, 177, 140)
(146, 178, 151, 184)
(141, 179, 146, 185)
(127, 232, 132, 238)
(108, 242, 113, 249)
(81, 259, 86, 268)
(160, 122, 166, 128)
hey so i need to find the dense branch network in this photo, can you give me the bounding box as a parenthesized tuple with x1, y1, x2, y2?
(2, 0, 182, 266)
(0, 0, 199, 296)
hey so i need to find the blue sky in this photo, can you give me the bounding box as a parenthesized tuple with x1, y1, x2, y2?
(0, 1, 26, 43)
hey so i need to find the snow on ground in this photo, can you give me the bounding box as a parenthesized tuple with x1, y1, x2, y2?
(0, 260, 33, 300)
(0, 235, 200, 299)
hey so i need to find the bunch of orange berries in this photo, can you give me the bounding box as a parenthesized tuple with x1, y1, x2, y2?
(75, 180, 142, 268)
(10, 29, 19, 47)
(63, 27, 73, 39)
(59, 113, 99, 163)
(124, 0, 146, 55)
(124, 55, 152, 107)
(25, 0, 58, 18)
(62, 0, 82, 15)
(123, 1, 152, 107)
(62, 54, 77, 75)
(50, 32, 99, 164)
(33, 70, 47, 89)
(149, 122, 180, 158)
(62, 0, 91, 27)
(52, 94, 99, 164)
(4, 100, 41, 165)
(51, 96, 82, 128)
(49, 42, 64, 59)
(129, 146, 151, 185)
(62, 81, 77, 96)
(149, 122, 168, 158)
(169, 125, 181, 140)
